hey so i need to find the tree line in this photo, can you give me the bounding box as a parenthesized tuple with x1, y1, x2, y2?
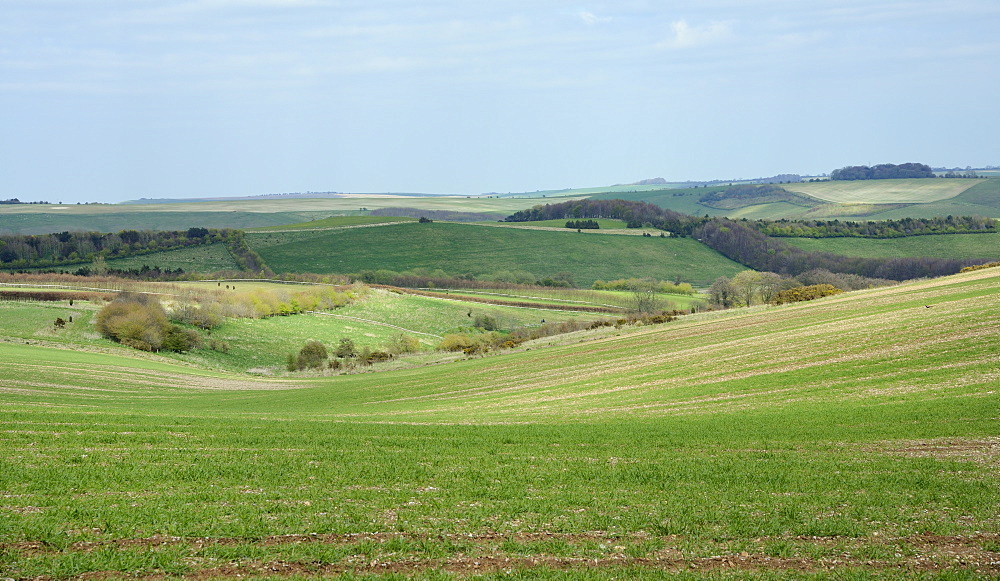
(754, 215, 996, 238)
(565, 219, 600, 229)
(505, 199, 703, 235)
(694, 218, 991, 280)
(830, 163, 934, 180)
(503, 199, 997, 281)
(0, 227, 271, 275)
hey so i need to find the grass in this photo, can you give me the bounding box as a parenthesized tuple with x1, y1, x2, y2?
(248, 216, 418, 231)
(784, 232, 1000, 260)
(101, 241, 240, 272)
(784, 178, 981, 204)
(248, 222, 744, 287)
(0, 283, 600, 374)
(0, 268, 998, 578)
(589, 179, 1000, 220)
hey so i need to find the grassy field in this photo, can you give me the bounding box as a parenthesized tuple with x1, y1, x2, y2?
(784, 178, 981, 204)
(785, 232, 1000, 260)
(0, 280, 604, 374)
(0, 197, 570, 235)
(102, 242, 241, 273)
(247, 216, 418, 231)
(0, 267, 997, 578)
(248, 222, 744, 287)
(589, 179, 1000, 220)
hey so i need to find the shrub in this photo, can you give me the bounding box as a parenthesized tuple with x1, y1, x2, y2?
(335, 337, 357, 358)
(438, 334, 476, 352)
(473, 314, 499, 331)
(773, 284, 844, 305)
(162, 326, 201, 352)
(95, 293, 171, 351)
(296, 340, 328, 369)
(387, 333, 421, 355)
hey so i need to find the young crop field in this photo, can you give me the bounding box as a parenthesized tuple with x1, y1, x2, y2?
(785, 232, 1000, 260)
(784, 178, 981, 204)
(0, 282, 600, 375)
(247, 216, 418, 232)
(247, 222, 744, 287)
(101, 242, 240, 273)
(0, 268, 998, 579)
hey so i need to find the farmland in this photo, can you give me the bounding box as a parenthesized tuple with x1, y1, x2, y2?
(588, 178, 1000, 220)
(1, 267, 998, 578)
(783, 178, 981, 204)
(247, 222, 743, 287)
(785, 232, 1000, 260)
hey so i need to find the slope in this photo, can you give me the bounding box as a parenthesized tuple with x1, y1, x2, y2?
(248, 221, 744, 286)
(1, 268, 997, 579)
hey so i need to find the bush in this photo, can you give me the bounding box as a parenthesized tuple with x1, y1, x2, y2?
(162, 326, 201, 352)
(387, 333, 421, 355)
(335, 337, 357, 358)
(438, 334, 476, 352)
(773, 284, 844, 305)
(296, 340, 328, 369)
(95, 293, 171, 351)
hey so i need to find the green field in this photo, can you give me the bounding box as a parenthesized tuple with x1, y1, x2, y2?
(589, 179, 1000, 220)
(247, 215, 418, 231)
(1, 268, 997, 578)
(785, 232, 1000, 260)
(784, 178, 981, 204)
(0, 281, 601, 374)
(102, 242, 241, 273)
(0, 197, 572, 235)
(247, 222, 744, 286)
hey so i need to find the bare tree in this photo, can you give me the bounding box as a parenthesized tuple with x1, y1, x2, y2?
(627, 279, 662, 313)
(732, 270, 763, 307)
(709, 276, 736, 308)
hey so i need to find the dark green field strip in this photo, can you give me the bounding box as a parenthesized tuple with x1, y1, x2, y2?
(0, 211, 330, 235)
(784, 232, 1000, 260)
(248, 222, 744, 286)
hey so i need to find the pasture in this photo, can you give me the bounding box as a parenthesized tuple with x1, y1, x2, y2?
(783, 178, 981, 204)
(247, 222, 743, 287)
(0, 268, 998, 578)
(785, 232, 1000, 260)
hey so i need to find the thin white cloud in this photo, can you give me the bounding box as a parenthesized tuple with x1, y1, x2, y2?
(578, 11, 611, 25)
(658, 19, 734, 49)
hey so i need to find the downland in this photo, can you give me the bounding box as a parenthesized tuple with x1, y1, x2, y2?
(0, 266, 998, 579)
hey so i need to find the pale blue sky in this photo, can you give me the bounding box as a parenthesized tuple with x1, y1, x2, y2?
(2, 1, 998, 202)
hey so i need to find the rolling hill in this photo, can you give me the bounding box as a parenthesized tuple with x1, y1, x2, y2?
(247, 221, 745, 286)
(1, 267, 997, 578)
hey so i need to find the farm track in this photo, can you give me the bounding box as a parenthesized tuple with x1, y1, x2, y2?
(5, 532, 998, 578)
(244, 221, 414, 234)
(379, 286, 625, 313)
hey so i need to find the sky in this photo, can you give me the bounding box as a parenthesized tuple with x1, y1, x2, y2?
(1, 1, 998, 203)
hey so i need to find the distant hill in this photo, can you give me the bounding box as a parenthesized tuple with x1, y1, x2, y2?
(589, 178, 999, 220)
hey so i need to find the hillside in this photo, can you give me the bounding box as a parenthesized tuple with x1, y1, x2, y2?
(1, 268, 997, 578)
(247, 221, 744, 286)
(785, 232, 1000, 260)
(589, 178, 1000, 220)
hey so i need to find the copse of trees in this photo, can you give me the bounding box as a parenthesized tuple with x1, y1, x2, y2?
(694, 218, 992, 280)
(505, 199, 704, 236)
(0, 228, 271, 274)
(565, 220, 600, 229)
(830, 163, 934, 180)
(95, 293, 200, 353)
(754, 215, 996, 238)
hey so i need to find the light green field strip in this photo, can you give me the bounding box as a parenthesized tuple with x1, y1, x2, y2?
(461, 221, 665, 236)
(2, 268, 996, 425)
(1, 270, 998, 579)
(785, 179, 980, 204)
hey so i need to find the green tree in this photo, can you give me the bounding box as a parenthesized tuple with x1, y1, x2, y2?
(296, 340, 328, 369)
